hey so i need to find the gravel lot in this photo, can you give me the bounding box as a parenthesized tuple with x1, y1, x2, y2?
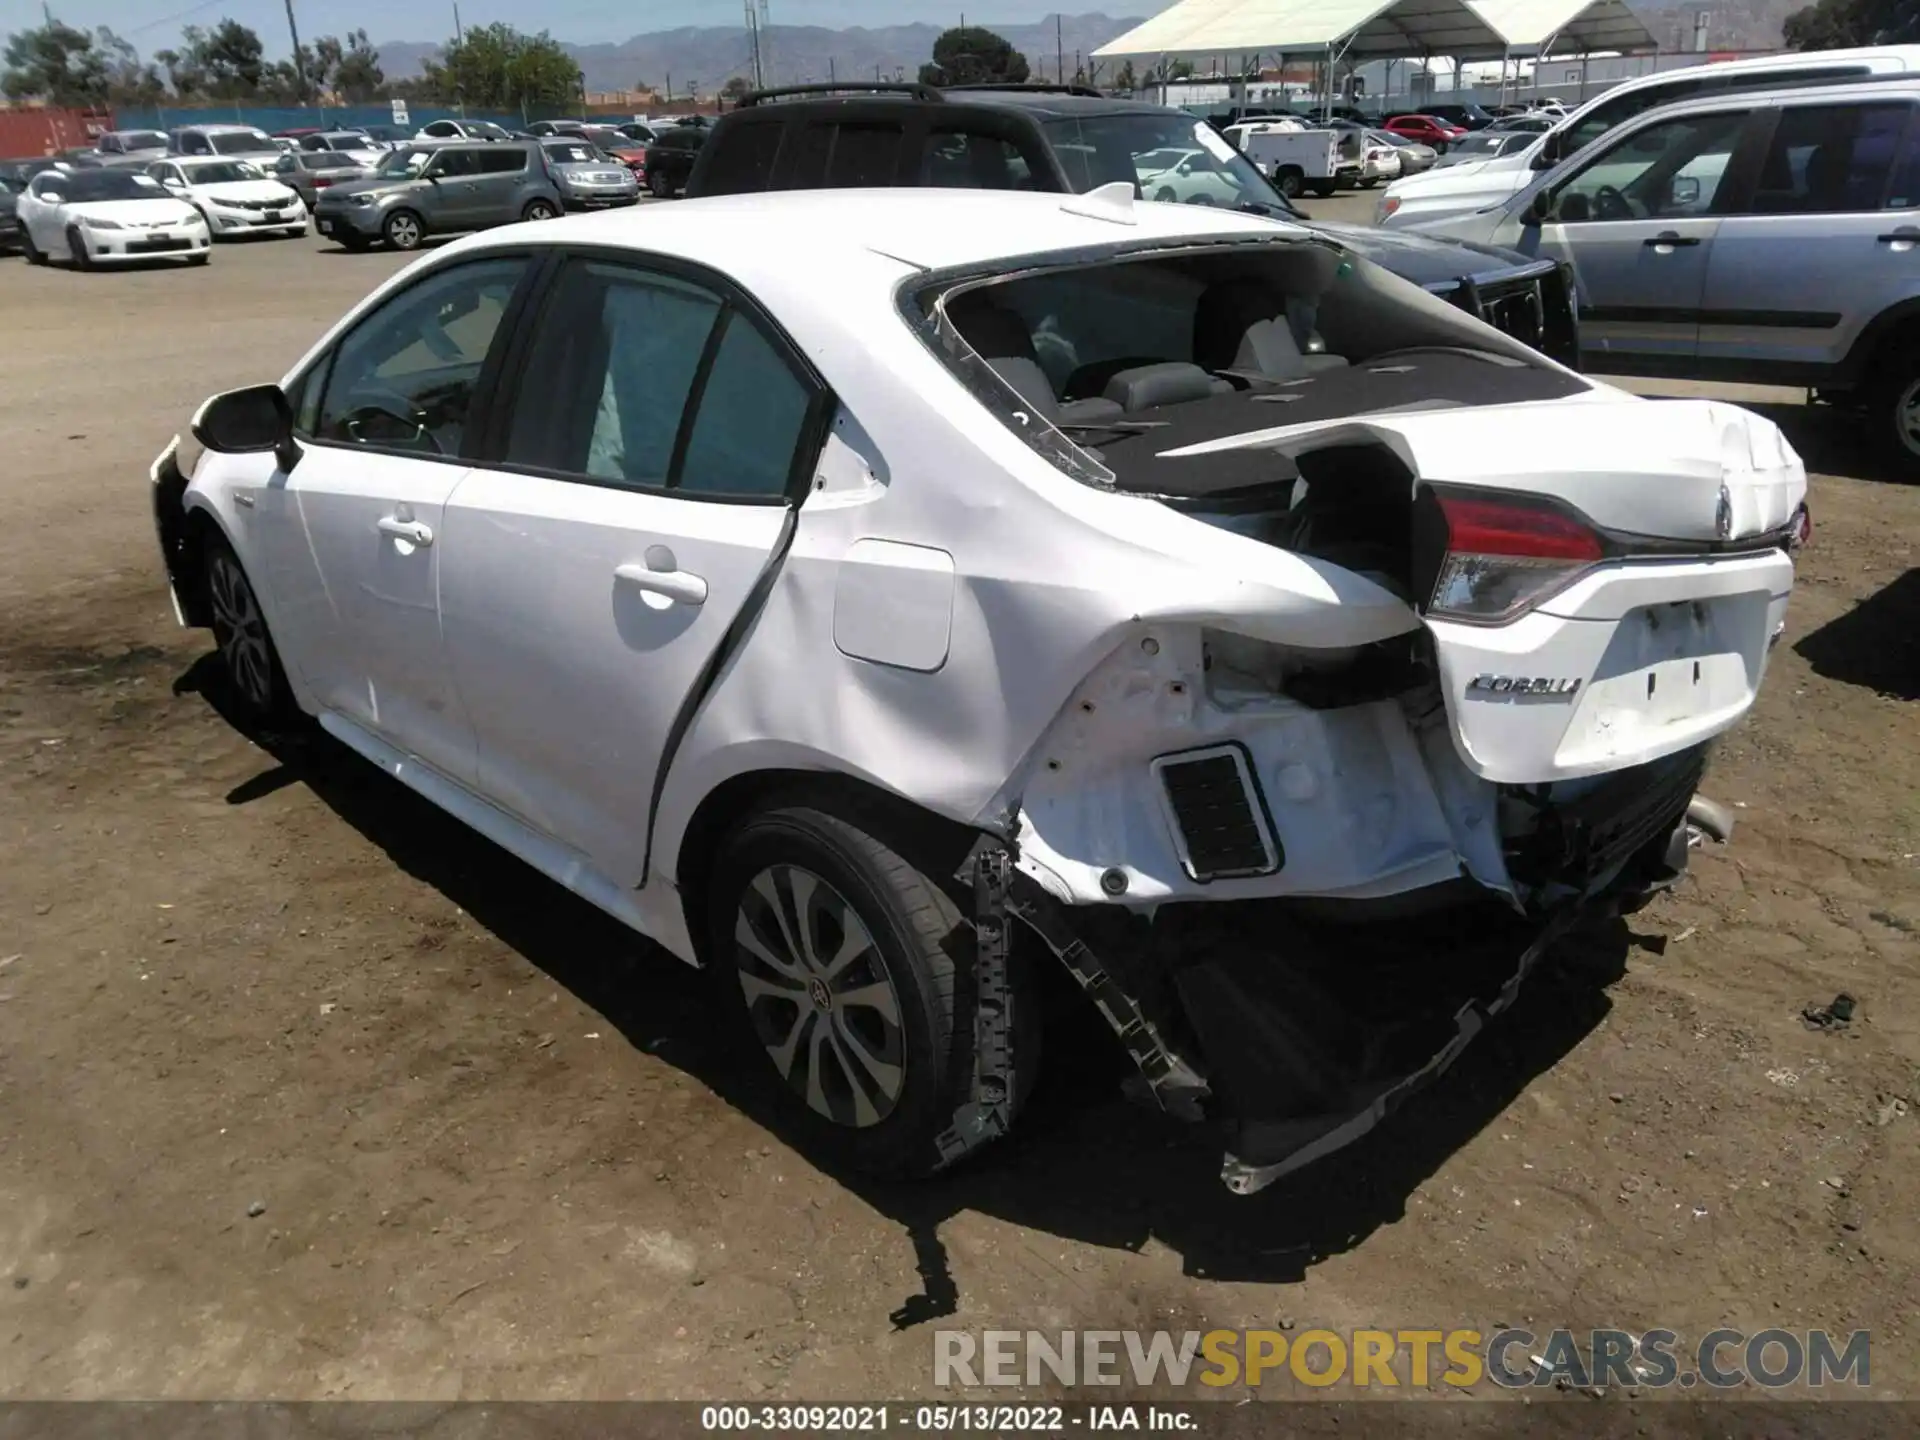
(1, 198, 1916, 1401)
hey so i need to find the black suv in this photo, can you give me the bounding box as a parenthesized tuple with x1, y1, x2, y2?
(686, 82, 1577, 367)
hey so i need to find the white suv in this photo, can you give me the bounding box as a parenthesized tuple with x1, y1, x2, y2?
(1410, 78, 1920, 468)
(1379, 45, 1920, 231)
(151, 190, 1806, 1193)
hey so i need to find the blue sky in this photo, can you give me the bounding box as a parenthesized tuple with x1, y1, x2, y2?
(5, 0, 1090, 53)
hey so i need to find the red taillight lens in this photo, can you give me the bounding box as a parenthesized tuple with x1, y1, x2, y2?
(1428, 492, 1605, 624)
(1789, 504, 1812, 552)
(313, 177, 332, 188)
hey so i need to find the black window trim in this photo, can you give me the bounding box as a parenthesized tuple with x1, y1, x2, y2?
(468, 241, 837, 508)
(1541, 103, 1766, 222)
(288, 248, 550, 468)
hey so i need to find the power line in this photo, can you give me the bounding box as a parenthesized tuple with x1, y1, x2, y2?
(124, 0, 230, 37)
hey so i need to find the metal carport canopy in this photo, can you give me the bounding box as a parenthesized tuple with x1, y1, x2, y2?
(1469, 0, 1658, 53)
(1091, 0, 1515, 63)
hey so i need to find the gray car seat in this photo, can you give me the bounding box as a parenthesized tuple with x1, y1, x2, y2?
(1194, 279, 1349, 381)
(947, 295, 1126, 428)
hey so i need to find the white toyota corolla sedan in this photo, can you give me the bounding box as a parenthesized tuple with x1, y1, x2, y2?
(20, 165, 210, 267)
(151, 189, 1808, 1192)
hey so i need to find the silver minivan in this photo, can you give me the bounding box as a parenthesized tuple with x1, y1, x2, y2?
(1411, 78, 1920, 467)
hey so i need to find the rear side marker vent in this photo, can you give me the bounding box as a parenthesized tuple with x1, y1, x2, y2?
(1151, 744, 1283, 882)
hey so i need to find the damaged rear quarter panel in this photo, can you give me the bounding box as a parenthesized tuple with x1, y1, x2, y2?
(648, 274, 1430, 896)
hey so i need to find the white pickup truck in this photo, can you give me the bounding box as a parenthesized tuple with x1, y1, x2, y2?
(1225, 121, 1360, 199)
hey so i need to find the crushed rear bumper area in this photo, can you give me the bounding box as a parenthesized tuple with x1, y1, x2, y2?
(990, 749, 1709, 1194)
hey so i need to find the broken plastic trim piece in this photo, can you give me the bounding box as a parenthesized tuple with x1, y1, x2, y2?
(932, 842, 1018, 1168)
(1218, 902, 1587, 1196)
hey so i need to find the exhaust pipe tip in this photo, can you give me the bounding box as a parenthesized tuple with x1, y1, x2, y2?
(1687, 794, 1736, 846)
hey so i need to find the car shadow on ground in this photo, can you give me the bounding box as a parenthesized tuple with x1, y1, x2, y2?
(179, 653, 1630, 1320)
(1742, 400, 1911, 487)
(1796, 565, 1920, 701)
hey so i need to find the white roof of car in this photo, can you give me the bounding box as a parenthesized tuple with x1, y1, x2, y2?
(454, 188, 1300, 276)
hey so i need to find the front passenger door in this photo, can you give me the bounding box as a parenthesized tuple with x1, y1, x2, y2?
(438, 256, 824, 881)
(421, 147, 485, 230)
(1529, 108, 1750, 367)
(252, 255, 536, 782)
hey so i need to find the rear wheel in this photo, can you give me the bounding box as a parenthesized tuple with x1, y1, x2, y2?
(521, 198, 558, 222)
(1309, 180, 1337, 198)
(706, 805, 1038, 1179)
(650, 171, 675, 199)
(1871, 353, 1920, 477)
(382, 209, 423, 251)
(1273, 166, 1304, 199)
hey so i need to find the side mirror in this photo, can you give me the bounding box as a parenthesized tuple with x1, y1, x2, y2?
(1669, 175, 1701, 208)
(191, 384, 298, 471)
(1530, 145, 1555, 172)
(40, 191, 65, 205)
(1523, 189, 1553, 226)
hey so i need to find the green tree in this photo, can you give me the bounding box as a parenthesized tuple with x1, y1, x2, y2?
(917, 26, 1029, 87)
(1784, 0, 1920, 47)
(720, 74, 752, 103)
(331, 30, 385, 100)
(1, 20, 109, 105)
(420, 23, 579, 110)
(1115, 60, 1137, 92)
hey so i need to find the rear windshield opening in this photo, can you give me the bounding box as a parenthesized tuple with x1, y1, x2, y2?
(909, 239, 1586, 493)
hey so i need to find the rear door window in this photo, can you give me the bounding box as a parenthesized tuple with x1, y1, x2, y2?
(920, 128, 1034, 188)
(477, 147, 527, 174)
(699, 119, 785, 192)
(1746, 101, 1912, 213)
(788, 121, 906, 187)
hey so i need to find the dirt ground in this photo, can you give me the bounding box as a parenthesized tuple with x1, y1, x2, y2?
(1, 204, 1916, 1403)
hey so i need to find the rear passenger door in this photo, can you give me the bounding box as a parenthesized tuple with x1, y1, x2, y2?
(472, 145, 530, 222)
(437, 253, 827, 883)
(1697, 96, 1918, 376)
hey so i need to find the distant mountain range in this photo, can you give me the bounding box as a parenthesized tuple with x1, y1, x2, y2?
(378, 14, 1149, 98)
(374, 3, 1801, 100)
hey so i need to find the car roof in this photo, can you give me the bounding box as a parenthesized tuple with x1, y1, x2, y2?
(1564, 43, 1920, 114)
(442, 187, 1297, 280)
(1616, 73, 1920, 125)
(180, 123, 270, 135)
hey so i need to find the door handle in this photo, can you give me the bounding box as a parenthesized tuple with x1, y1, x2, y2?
(1644, 232, 1701, 248)
(615, 561, 707, 606)
(1877, 227, 1920, 246)
(376, 515, 433, 547)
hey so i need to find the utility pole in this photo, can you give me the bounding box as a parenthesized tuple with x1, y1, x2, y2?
(744, 0, 762, 88)
(1057, 12, 1064, 84)
(452, 2, 466, 116)
(283, 0, 309, 105)
(829, 57, 836, 84)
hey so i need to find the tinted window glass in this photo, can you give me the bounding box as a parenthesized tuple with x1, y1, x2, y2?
(700, 119, 784, 193)
(920, 128, 1032, 188)
(505, 260, 722, 487)
(477, 147, 528, 174)
(1748, 102, 1911, 213)
(788, 123, 834, 186)
(822, 122, 905, 186)
(431, 148, 482, 178)
(677, 313, 812, 498)
(316, 258, 526, 456)
(1548, 110, 1745, 223)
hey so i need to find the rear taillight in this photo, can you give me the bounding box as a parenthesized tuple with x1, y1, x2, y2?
(1788, 504, 1812, 552)
(314, 177, 332, 188)
(1427, 492, 1604, 624)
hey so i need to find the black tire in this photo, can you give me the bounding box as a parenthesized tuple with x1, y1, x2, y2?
(1309, 181, 1337, 198)
(66, 224, 92, 271)
(21, 229, 46, 265)
(187, 251, 210, 266)
(336, 234, 372, 252)
(521, 198, 559, 222)
(650, 171, 675, 199)
(1359, 177, 1380, 189)
(1871, 356, 1920, 477)
(1274, 167, 1304, 199)
(1154, 185, 1177, 203)
(706, 805, 1038, 1180)
(201, 530, 296, 726)
(382, 209, 424, 251)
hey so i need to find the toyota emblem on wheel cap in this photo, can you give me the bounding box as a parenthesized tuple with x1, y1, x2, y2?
(1715, 483, 1734, 540)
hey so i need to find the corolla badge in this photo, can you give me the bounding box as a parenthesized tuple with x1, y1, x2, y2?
(1468, 674, 1582, 697)
(1716, 483, 1733, 540)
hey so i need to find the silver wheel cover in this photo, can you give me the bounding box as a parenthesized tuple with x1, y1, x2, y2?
(733, 864, 906, 1128)
(207, 552, 273, 710)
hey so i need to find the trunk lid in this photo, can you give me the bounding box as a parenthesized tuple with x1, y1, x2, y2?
(1161, 394, 1806, 783)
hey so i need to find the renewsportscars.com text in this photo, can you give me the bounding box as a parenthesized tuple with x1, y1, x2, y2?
(934, 1328, 1871, 1390)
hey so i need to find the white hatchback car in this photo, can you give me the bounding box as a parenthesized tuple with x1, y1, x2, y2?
(152, 190, 1808, 1192)
(147, 156, 308, 240)
(18, 166, 210, 267)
